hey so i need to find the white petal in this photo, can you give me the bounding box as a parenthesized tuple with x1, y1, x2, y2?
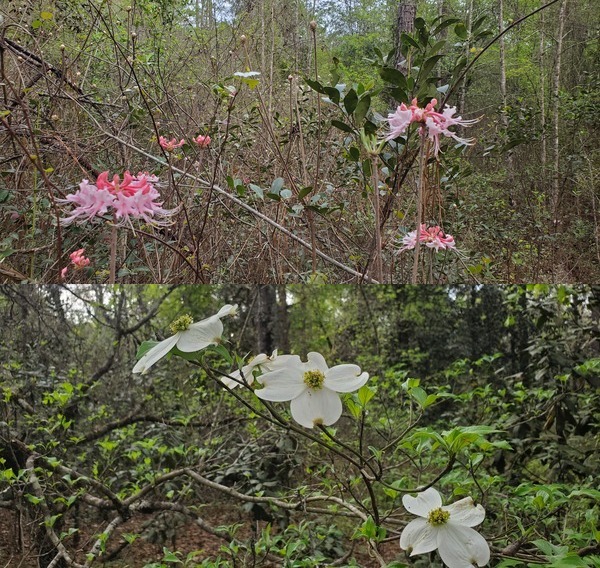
(132, 334, 179, 374)
(324, 365, 369, 392)
(402, 487, 443, 518)
(400, 518, 439, 555)
(221, 364, 254, 389)
(176, 316, 223, 352)
(306, 352, 329, 372)
(289, 388, 342, 428)
(437, 523, 490, 568)
(254, 365, 306, 401)
(215, 304, 237, 318)
(263, 354, 302, 372)
(444, 497, 486, 527)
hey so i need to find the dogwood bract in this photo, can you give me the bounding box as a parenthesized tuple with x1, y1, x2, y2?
(222, 350, 281, 389)
(254, 352, 369, 428)
(132, 304, 237, 374)
(400, 487, 490, 568)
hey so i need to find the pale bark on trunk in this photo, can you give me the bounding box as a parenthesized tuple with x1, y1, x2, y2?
(540, 9, 547, 187)
(458, 0, 474, 115)
(499, 0, 514, 186)
(552, 0, 567, 217)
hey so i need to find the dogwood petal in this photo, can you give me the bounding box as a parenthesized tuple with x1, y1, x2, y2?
(289, 387, 343, 428)
(306, 352, 329, 372)
(400, 518, 439, 555)
(444, 497, 485, 527)
(132, 334, 179, 374)
(254, 366, 306, 401)
(176, 316, 224, 352)
(402, 487, 443, 518)
(324, 365, 369, 392)
(437, 523, 490, 568)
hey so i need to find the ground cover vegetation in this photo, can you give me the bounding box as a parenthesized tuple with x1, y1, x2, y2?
(0, 284, 598, 566)
(0, 1, 598, 283)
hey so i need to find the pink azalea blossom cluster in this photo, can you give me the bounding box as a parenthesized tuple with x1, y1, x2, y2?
(59, 171, 178, 226)
(159, 135, 211, 151)
(61, 248, 91, 279)
(386, 98, 479, 155)
(159, 136, 185, 152)
(398, 224, 456, 253)
(192, 134, 211, 148)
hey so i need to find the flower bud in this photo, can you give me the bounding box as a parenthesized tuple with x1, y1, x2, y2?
(309, 20, 317, 31)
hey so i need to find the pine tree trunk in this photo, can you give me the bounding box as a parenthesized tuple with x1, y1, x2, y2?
(458, 0, 474, 115)
(394, 1, 417, 72)
(551, 0, 567, 218)
(540, 9, 547, 188)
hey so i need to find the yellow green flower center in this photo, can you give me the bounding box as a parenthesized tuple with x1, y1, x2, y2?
(303, 369, 325, 390)
(170, 314, 193, 334)
(428, 508, 450, 526)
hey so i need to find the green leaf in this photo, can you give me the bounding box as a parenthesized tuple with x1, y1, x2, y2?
(432, 18, 461, 36)
(136, 340, 159, 359)
(357, 385, 375, 407)
(331, 119, 354, 133)
(304, 78, 326, 94)
(343, 89, 358, 114)
(271, 177, 284, 194)
(249, 184, 264, 198)
(40, 11, 53, 20)
(401, 33, 421, 51)
(420, 55, 444, 79)
(298, 186, 312, 199)
(323, 86, 340, 105)
(354, 94, 371, 124)
(31, 20, 42, 29)
(162, 547, 182, 563)
(454, 23, 468, 39)
(379, 67, 407, 90)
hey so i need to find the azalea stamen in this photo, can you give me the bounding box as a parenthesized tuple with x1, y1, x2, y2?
(428, 507, 450, 526)
(170, 314, 193, 334)
(303, 369, 325, 390)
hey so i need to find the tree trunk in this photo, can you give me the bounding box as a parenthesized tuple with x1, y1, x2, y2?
(540, 8, 547, 189)
(551, 0, 567, 218)
(255, 285, 277, 354)
(394, 1, 417, 72)
(458, 0, 474, 115)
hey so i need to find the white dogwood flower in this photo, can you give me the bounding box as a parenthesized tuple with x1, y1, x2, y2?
(254, 351, 369, 428)
(132, 304, 237, 374)
(221, 350, 282, 388)
(400, 487, 490, 568)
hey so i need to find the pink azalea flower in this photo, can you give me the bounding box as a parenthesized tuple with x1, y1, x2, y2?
(60, 266, 68, 279)
(192, 134, 211, 148)
(386, 98, 479, 155)
(159, 136, 185, 152)
(69, 248, 91, 269)
(398, 224, 456, 253)
(59, 171, 178, 226)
